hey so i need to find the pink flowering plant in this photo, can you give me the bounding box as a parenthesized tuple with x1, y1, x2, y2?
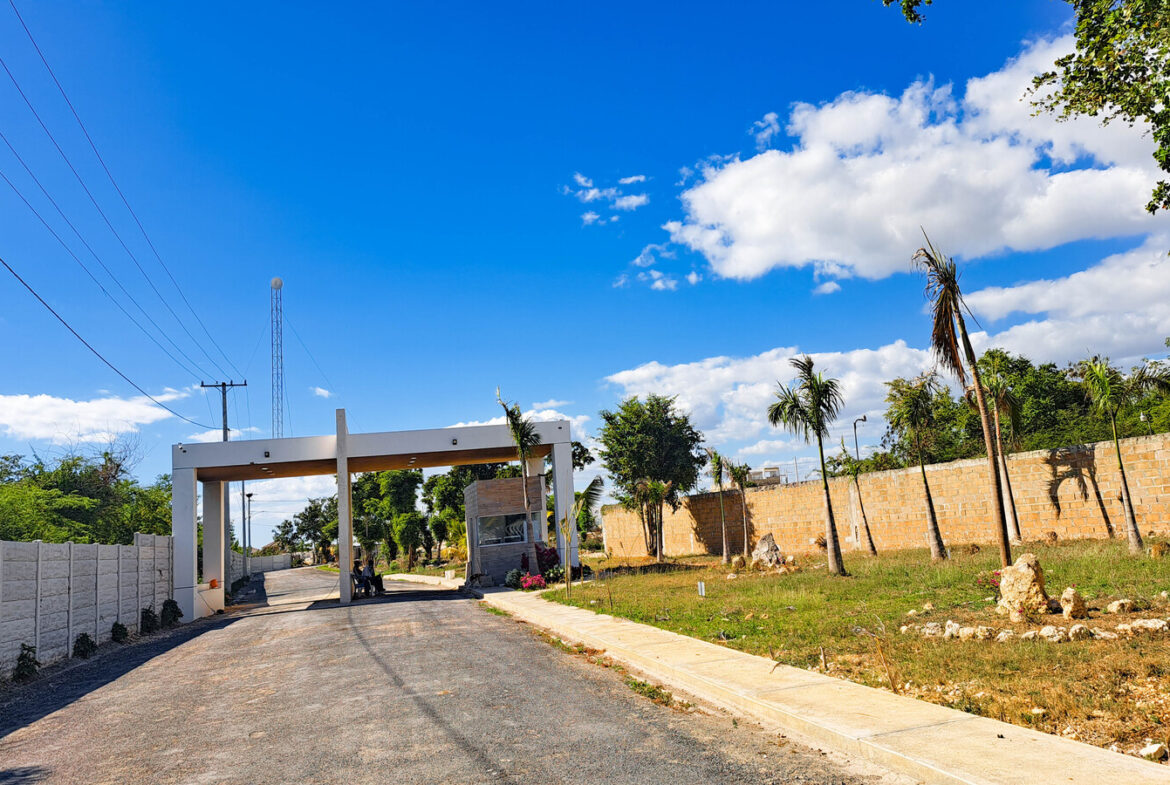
(974, 569, 1002, 598)
(520, 572, 546, 591)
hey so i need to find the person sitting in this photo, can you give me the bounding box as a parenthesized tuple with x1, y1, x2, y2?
(352, 559, 371, 598)
(362, 558, 385, 595)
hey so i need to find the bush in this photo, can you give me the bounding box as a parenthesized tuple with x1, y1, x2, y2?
(504, 568, 523, 589)
(140, 606, 160, 635)
(161, 599, 183, 628)
(535, 542, 560, 574)
(544, 564, 565, 583)
(72, 632, 97, 659)
(520, 573, 546, 591)
(13, 644, 39, 681)
(111, 622, 129, 643)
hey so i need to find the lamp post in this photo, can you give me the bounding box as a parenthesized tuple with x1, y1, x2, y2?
(852, 415, 867, 461)
(1140, 412, 1154, 435)
(245, 492, 253, 576)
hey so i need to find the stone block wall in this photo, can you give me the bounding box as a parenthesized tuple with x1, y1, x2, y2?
(0, 533, 172, 676)
(602, 433, 1170, 558)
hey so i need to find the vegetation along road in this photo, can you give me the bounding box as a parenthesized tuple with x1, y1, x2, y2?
(0, 567, 909, 785)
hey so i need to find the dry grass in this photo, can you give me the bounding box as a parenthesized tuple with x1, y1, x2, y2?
(548, 538, 1170, 755)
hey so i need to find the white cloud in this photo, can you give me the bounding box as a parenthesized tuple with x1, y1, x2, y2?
(310, 386, 333, 399)
(613, 193, 649, 211)
(613, 273, 630, 288)
(0, 390, 187, 444)
(813, 280, 841, 295)
(686, 270, 702, 285)
(533, 398, 572, 409)
(637, 269, 679, 291)
(187, 426, 261, 443)
(447, 408, 591, 441)
(573, 172, 593, 187)
(581, 211, 601, 225)
(665, 36, 1160, 283)
(751, 111, 781, 150)
(619, 174, 647, 185)
(632, 243, 675, 267)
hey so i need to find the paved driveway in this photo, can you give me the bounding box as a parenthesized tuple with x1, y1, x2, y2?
(0, 568, 895, 785)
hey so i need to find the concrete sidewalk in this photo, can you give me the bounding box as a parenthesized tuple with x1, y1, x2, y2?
(390, 573, 1167, 785)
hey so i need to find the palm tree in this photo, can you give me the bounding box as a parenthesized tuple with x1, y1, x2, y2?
(557, 476, 603, 598)
(886, 373, 948, 561)
(838, 438, 878, 555)
(768, 355, 847, 576)
(913, 235, 1011, 567)
(979, 357, 1023, 543)
(497, 389, 542, 544)
(1076, 356, 1170, 553)
(726, 461, 752, 559)
(635, 477, 671, 563)
(706, 449, 730, 564)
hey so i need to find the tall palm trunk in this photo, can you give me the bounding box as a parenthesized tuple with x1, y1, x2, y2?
(956, 318, 1012, 567)
(993, 407, 1022, 543)
(816, 436, 846, 575)
(718, 486, 729, 564)
(854, 476, 878, 555)
(655, 502, 665, 564)
(740, 489, 750, 559)
(920, 459, 946, 561)
(1110, 411, 1144, 553)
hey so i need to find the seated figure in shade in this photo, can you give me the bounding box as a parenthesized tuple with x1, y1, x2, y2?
(352, 559, 371, 598)
(363, 558, 385, 595)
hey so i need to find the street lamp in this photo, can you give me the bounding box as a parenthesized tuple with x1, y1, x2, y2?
(1140, 412, 1154, 435)
(852, 415, 867, 461)
(245, 492, 253, 562)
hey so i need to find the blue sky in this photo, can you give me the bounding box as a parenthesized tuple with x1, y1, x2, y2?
(1, 1, 1167, 543)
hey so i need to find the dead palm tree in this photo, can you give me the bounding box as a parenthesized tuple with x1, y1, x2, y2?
(726, 461, 752, 559)
(979, 361, 1023, 543)
(839, 438, 878, 555)
(913, 235, 1011, 567)
(706, 449, 730, 564)
(886, 373, 948, 560)
(497, 389, 542, 543)
(1076, 356, 1170, 553)
(768, 355, 847, 576)
(557, 475, 603, 598)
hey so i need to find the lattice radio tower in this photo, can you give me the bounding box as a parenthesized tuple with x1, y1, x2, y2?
(270, 277, 284, 438)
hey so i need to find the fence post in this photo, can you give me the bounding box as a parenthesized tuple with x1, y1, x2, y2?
(67, 542, 74, 653)
(116, 545, 122, 624)
(94, 545, 100, 639)
(34, 540, 42, 655)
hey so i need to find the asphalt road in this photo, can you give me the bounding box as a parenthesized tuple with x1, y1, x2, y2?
(0, 568, 900, 785)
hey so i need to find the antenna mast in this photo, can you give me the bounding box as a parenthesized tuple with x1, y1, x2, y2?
(270, 277, 284, 438)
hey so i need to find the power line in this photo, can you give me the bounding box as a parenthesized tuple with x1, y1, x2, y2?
(8, 0, 243, 379)
(0, 165, 205, 379)
(0, 131, 212, 378)
(0, 50, 234, 380)
(0, 253, 214, 429)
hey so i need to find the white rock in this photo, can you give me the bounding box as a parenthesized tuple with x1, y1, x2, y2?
(922, 602, 935, 611)
(1138, 742, 1168, 761)
(958, 626, 977, 641)
(1068, 624, 1091, 641)
(975, 626, 996, 640)
(995, 630, 1016, 643)
(1130, 618, 1168, 634)
(1020, 630, 1038, 641)
(899, 624, 913, 635)
(1159, 590, 1168, 600)
(943, 620, 961, 640)
(1039, 625, 1067, 643)
(906, 608, 918, 617)
(1116, 623, 1133, 635)
(726, 573, 738, 580)
(921, 622, 943, 638)
(1090, 628, 1119, 640)
(1106, 599, 1133, 614)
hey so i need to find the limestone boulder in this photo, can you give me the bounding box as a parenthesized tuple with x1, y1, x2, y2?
(1106, 599, 1133, 614)
(943, 620, 961, 640)
(921, 622, 943, 638)
(994, 630, 1015, 643)
(1068, 623, 1091, 641)
(1139, 742, 1168, 761)
(1060, 587, 1087, 620)
(1130, 618, 1168, 635)
(975, 626, 996, 640)
(958, 626, 977, 641)
(750, 533, 784, 570)
(1039, 625, 1067, 643)
(731, 555, 747, 570)
(996, 553, 1050, 622)
(1090, 628, 1119, 640)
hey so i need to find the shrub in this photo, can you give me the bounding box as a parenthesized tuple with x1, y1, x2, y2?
(504, 568, 523, 589)
(111, 622, 129, 643)
(535, 542, 560, 574)
(520, 573, 546, 591)
(161, 599, 183, 628)
(544, 564, 565, 584)
(72, 632, 97, 659)
(975, 570, 1002, 597)
(140, 606, 160, 635)
(13, 644, 39, 681)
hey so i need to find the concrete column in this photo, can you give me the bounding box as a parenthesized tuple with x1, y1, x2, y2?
(336, 409, 353, 605)
(172, 467, 198, 622)
(201, 481, 225, 613)
(551, 441, 578, 567)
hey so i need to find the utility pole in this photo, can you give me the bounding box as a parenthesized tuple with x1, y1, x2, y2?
(245, 492, 253, 577)
(201, 380, 247, 580)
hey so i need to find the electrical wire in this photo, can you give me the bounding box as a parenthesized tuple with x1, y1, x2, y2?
(0, 51, 235, 381)
(0, 253, 214, 429)
(8, 0, 244, 379)
(0, 131, 212, 378)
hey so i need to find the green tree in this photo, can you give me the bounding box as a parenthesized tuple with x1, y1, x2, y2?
(888, 0, 1170, 214)
(392, 511, 426, 570)
(294, 496, 337, 563)
(429, 514, 449, 556)
(273, 519, 299, 551)
(979, 352, 1024, 543)
(556, 476, 603, 598)
(768, 355, 848, 576)
(706, 449, 731, 564)
(886, 373, 948, 561)
(725, 461, 754, 559)
(830, 440, 878, 556)
(1074, 356, 1170, 552)
(598, 394, 706, 560)
(915, 235, 1012, 567)
(497, 390, 543, 545)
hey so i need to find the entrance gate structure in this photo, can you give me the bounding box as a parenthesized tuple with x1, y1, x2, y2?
(171, 410, 576, 621)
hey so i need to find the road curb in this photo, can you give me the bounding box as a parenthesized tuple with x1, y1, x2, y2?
(389, 573, 1168, 785)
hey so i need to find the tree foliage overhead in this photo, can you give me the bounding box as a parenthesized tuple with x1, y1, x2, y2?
(887, 0, 1170, 214)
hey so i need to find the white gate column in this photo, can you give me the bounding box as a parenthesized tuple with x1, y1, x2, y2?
(551, 440, 577, 567)
(172, 467, 198, 622)
(201, 481, 225, 614)
(336, 409, 353, 605)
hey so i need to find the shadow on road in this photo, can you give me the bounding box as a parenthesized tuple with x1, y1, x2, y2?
(0, 767, 50, 784)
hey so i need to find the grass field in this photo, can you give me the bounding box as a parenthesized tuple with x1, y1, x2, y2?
(546, 538, 1170, 754)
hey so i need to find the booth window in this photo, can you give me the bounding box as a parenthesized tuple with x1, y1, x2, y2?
(478, 513, 528, 545)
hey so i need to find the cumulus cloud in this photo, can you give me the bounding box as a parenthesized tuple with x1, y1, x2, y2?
(581, 211, 601, 225)
(613, 193, 650, 210)
(533, 398, 572, 409)
(813, 280, 841, 295)
(573, 172, 593, 187)
(686, 270, 702, 285)
(0, 389, 187, 443)
(751, 111, 781, 150)
(619, 174, 647, 185)
(638, 270, 678, 291)
(666, 36, 1160, 283)
(310, 386, 333, 399)
(187, 426, 261, 443)
(448, 408, 591, 441)
(632, 243, 674, 267)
